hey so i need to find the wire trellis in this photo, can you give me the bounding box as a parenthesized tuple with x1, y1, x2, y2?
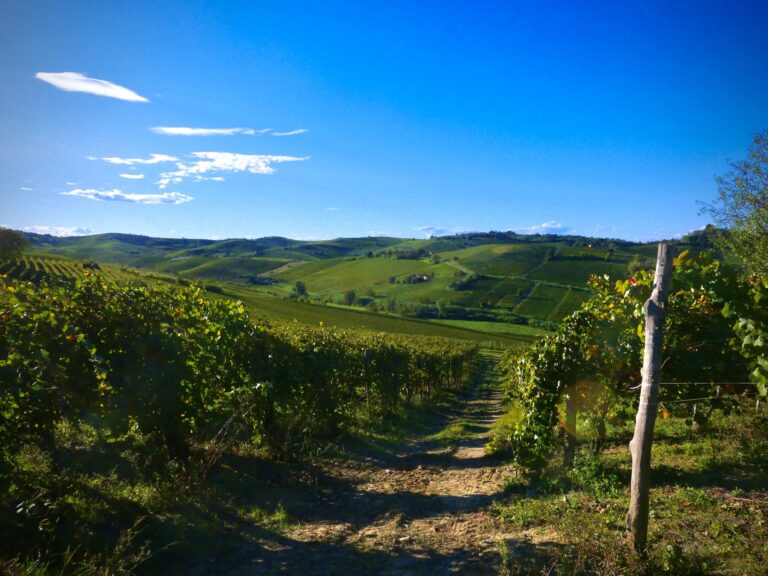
(639, 394, 747, 407)
(630, 382, 760, 390)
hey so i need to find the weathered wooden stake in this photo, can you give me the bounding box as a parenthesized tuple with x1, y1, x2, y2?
(626, 242, 673, 553)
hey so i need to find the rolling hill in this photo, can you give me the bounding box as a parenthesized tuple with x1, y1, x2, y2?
(19, 227, 721, 334)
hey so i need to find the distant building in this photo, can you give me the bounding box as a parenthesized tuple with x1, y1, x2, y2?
(407, 273, 431, 283)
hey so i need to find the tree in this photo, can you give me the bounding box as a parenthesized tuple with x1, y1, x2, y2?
(294, 281, 307, 296)
(703, 131, 768, 277)
(0, 228, 28, 261)
(343, 289, 356, 306)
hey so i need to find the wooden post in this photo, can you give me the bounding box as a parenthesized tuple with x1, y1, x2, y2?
(626, 242, 673, 553)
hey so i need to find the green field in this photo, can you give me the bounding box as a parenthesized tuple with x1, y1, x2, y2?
(514, 283, 572, 319)
(426, 319, 547, 339)
(440, 243, 549, 277)
(528, 258, 629, 286)
(21, 228, 719, 330)
(274, 257, 440, 293)
(158, 255, 289, 282)
(2, 251, 541, 346)
(220, 283, 534, 346)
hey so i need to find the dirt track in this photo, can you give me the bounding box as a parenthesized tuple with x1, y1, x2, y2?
(192, 352, 541, 575)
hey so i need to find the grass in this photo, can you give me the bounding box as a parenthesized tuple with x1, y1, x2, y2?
(274, 256, 452, 295)
(441, 244, 550, 277)
(220, 283, 528, 345)
(528, 259, 628, 287)
(152, 256, 289, 282)
(423, 418, 484, 447)
(241, 503, 293, 531)
(491, 403, 768, 574)
(427, 319, 547, 339)
(515, 283, 571, 320)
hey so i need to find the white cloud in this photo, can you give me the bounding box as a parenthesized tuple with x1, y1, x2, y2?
(62, 188, 193, 205)
(151, 126, 271, 136)
(119, 173, 145, 179)
(35, 72, 148, 102)
(327, 207, 340, 211)
(24, 225, 94, 237)
(100, 154, 178, 165)
(416, 225, 464, 238)
(20, 187, 33, 191)
(157, 152, 308, 188)
(272, 129, 308, 136)
(516, 221, 569, 235)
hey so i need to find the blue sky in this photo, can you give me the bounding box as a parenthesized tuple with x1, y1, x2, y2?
(2, 1, 767, 241)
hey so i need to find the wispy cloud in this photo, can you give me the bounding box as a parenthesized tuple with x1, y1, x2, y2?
(151, 127, 271, 136)
(24, 225, 94, 237)
(272, 129, 308, 137)
(99, 154, 178, 166)
(516, 221, 569, 235)
(20, 187, 33, 191)
(327, 207, 340, 211)
(157, 152, 308, 188)
(416, 225, 464, 238)
(62, 188, 193, 205)
(119, 173, 145, 179)
(593, 224, 621, 236)
(36, 72, 148, 102)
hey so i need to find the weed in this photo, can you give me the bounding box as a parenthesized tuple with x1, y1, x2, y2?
(243, 502, 293, 532)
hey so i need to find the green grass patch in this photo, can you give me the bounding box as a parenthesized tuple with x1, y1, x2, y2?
(221, 284, 524, 345)
(427, 319, 547, 339)
(529, 259, 629, 287)
(424, 418, 484, 447)
(492, 405, 768, 574)
(514, 283, 571, 320)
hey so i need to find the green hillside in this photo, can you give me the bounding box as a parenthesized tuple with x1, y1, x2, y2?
(21, 227, 722, 333)
(1, 251, 535, 346)
(220, 283, 538, 346)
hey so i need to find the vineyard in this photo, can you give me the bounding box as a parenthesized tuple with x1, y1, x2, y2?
(489, 251, 767, 462)
(0, 273, 479, 570)
(1, 253, 539, 346)
(2, 0, 766, 570)
(25, 229, 717, 328)
(1, 236, 767, 574)
(0, 254, 169, 285)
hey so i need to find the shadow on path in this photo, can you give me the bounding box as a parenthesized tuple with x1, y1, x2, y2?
(161, 350, 551, 575)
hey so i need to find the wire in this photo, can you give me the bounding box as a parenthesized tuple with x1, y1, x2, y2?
(659, 382, 759, 386)
(629, 382, 759, 389)
(639, 393, 748, 406)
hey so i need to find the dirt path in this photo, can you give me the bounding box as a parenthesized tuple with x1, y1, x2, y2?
(196, 351, 528, 575)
